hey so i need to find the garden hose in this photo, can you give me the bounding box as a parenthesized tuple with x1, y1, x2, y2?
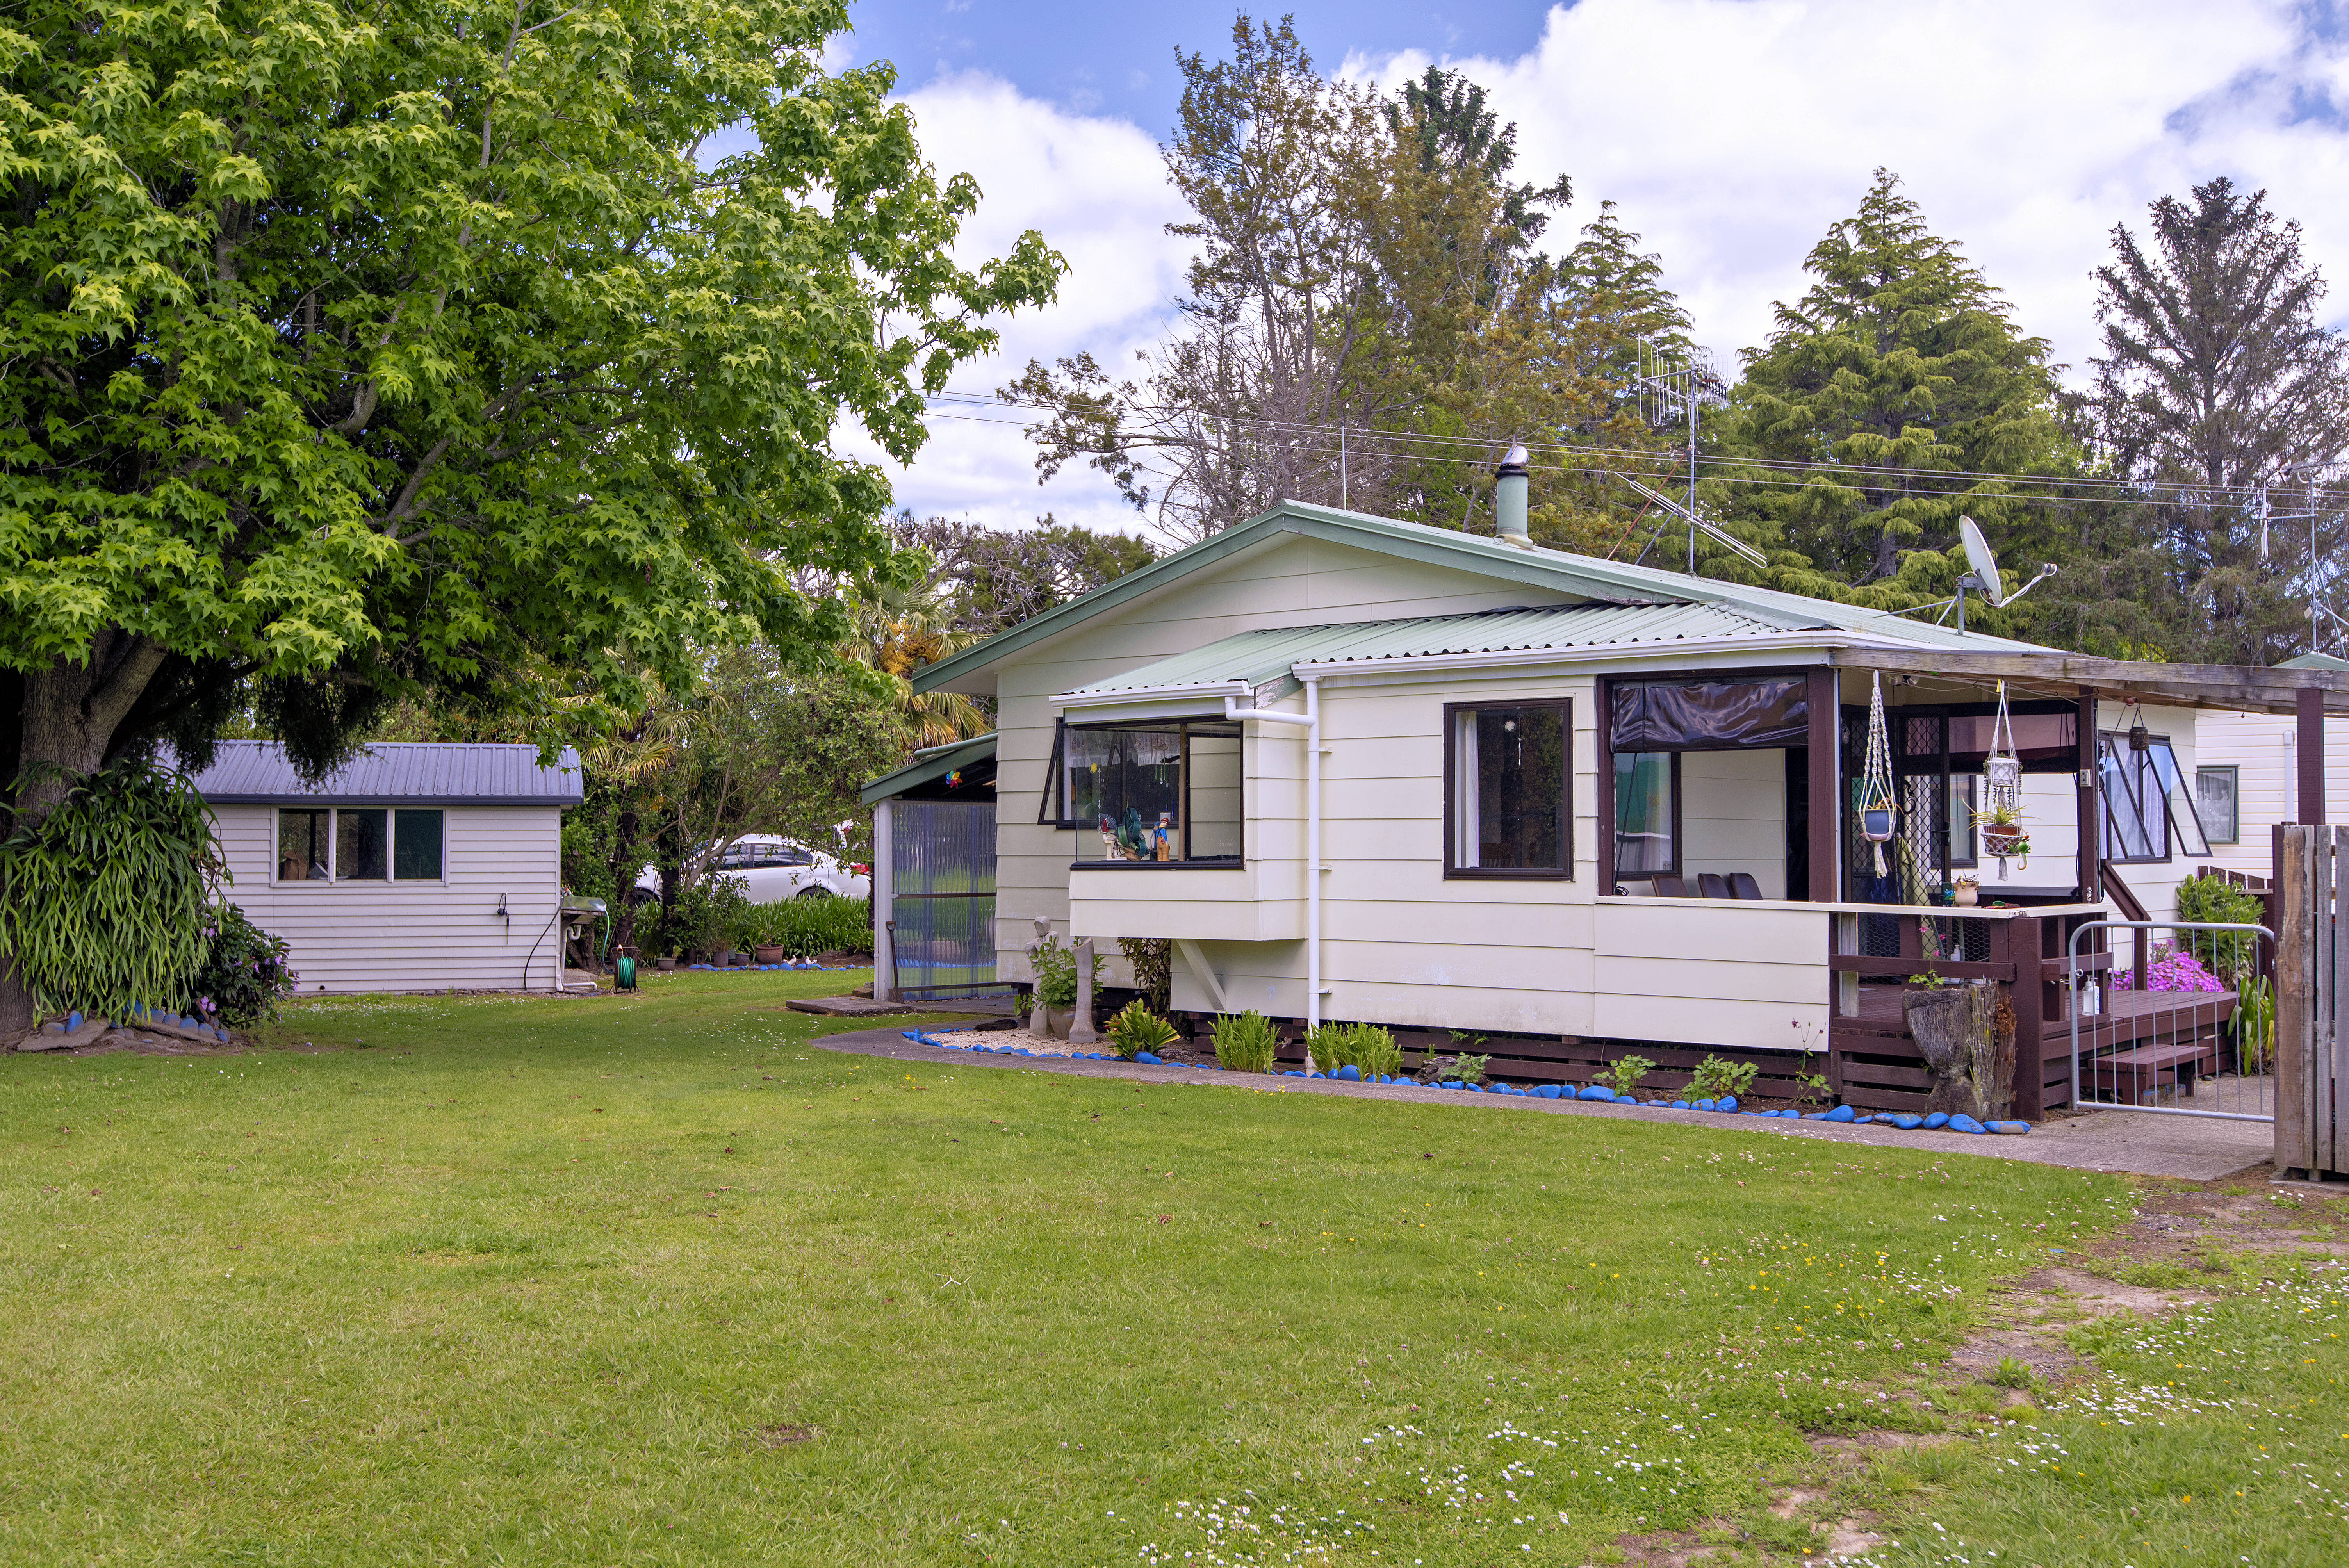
(614, 954, 636, 993)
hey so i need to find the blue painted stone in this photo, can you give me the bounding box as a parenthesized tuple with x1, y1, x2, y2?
(1921, 1112, 1950, 1130)
(1441, 1080, 1464, 1090)
(1823, 1104, 1857, 1122)
(1889, 1114, 1925, 1130)
(1716, 1095, 1738, 1112)
(66, 1011, 84, 1032)
(1532, 1083, 1557, 1098)
(1946, 1113, 1988, 1134)
(1134, 1051, 1163, 1065)
(1692, 1097, 1717, 1111)
(1336, 1064, 1360, 1081)
(1577, 1085, 1611, 1101)
(1671, 1099, 1690, 1109)
(1987, 1120, 2030, 1134)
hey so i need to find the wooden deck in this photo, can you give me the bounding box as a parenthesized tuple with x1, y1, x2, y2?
(1832, 984, 2237, 1114)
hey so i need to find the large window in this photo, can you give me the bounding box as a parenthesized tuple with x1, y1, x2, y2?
(2101, 733, 2212, 864)
(1447, 702, 1572, 878)
(1613, 751, 1677, 878)
(276, 808, 446, 882)
(2196, 765, 2240, 845)
(1047, 720, 1244, 864)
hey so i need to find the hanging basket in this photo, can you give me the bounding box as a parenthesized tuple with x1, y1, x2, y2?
(1982, 826, 2028, 857)
(1861, 806, 1897, 841)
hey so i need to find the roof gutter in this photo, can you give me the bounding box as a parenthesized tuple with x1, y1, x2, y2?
(1291, 629, 1931, 683)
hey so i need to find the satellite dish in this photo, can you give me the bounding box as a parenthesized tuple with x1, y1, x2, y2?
(1958, 515, 2004, 607)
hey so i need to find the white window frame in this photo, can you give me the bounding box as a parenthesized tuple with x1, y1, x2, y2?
(273, 807, 450, 886)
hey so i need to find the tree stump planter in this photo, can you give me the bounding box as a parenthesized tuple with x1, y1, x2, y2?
(1903, 980, 2015, 1122)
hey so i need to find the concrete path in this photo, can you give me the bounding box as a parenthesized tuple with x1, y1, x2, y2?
(817, 1024, 2276, 1182)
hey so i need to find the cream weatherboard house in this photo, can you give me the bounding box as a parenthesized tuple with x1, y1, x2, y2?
(872, 500, 2347, 1118)
(190, 741, 584, 994)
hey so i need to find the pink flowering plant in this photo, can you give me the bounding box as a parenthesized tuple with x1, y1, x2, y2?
(182, 903, 298, 1027)
(2111, 947, 2224, 993)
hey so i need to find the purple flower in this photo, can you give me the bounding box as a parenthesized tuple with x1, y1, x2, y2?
(197, 996, 215, 1013)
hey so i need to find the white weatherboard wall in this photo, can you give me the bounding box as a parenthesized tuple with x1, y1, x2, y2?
(1002, 532, 1581, 991)
(216, 803, 566, 993)
(2192, 709, 2349, 882)
(1681, 748, 1787, 898)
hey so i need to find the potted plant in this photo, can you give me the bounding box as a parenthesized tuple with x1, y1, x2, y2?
(1951, 873, 1980, 907)
(1978, 802, 2028, 858)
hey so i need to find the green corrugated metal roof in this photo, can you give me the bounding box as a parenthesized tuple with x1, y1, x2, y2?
(908, 499, 2050, 695)
(2279, 652, 2349, 670)
(859, 732, 996, 806)
(1063, 604, 1800, 696)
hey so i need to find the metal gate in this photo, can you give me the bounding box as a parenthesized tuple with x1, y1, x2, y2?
(886, 799, 1005, 1001)
(2275, 824, 2344, 1178)
(2066, 919, 2274, 1122)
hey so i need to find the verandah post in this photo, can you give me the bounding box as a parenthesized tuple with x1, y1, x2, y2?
(2075, 686, 2101, 903)
(2010, 915, 2046, 1121)
(2276, 826, 2313, 1177)
(1805, 667, 1838, 903)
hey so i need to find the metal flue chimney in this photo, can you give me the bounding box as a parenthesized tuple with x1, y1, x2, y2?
(1495, 443, 1530, 542)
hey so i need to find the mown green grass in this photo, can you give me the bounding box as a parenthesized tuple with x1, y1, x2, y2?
(0, 970, 2267, 1566)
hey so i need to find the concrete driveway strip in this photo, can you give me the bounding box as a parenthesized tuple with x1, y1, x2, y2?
(813, 1025, 2274, 1183)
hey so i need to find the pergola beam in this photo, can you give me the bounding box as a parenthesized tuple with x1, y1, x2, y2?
(1831, 647, 2349, 717)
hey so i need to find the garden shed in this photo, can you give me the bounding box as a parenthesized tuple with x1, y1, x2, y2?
(892, 497, 2349, 1118)
(862, 732, 1002, 1002)
(190, 741, 584, 994)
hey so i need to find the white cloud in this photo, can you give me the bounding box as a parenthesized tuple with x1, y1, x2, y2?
(847, 71, 1193, 536)
(865, 3, 2349, 536)
(1345, 0, 2346, 376)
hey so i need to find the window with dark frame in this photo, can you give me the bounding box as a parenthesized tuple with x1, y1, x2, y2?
(2100, 732, 2211, 864)
(1612, 750, 1677, 878)
(1447, 701, 1571, 878)
(1046, 718, 1245, 864)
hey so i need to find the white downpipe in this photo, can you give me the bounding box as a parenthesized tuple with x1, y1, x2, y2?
(1223, 687, 1322, 1031)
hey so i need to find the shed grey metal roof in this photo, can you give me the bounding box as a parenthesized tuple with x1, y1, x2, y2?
(1061, 603, 1803, 697)
(187, 741, 584, 806)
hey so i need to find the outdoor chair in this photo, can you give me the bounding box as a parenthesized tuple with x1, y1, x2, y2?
(1698, 873, 1732, 899)
(1650, 874, 1689, 897)
(1730, 872, 1764, 900)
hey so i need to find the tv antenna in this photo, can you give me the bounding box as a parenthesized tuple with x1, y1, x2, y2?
(1616, 473, 1767, 568)
(1633, 342, 1729, 572)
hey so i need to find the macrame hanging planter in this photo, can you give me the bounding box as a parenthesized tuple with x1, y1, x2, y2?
(1858, 672, 1899, 877)
(1979, 679, 2029, 878)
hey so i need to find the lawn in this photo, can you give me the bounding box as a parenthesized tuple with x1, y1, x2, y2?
(0, 971, 2336, 1566)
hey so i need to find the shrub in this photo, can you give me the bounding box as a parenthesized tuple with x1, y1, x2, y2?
(1597, 1054, 1655, 1098)
(1211, 1010, 1279, 1073)
(1688, 1055, 1757, 1101)
(1030, 933, 1104, 1011)
(183, 903, 298, 1027)
(1449, 1051, 1490, 1085)
(1346, 1022, 1403, 1078)
(1304, 1022, 1353, 1074)
(1105, 1000, 1179, 1059)
(2175, 873, 2267, 978)
(1118, 936, 1172, 1012)
(649, 874, 749, 960)
(729, 893, 872, 960)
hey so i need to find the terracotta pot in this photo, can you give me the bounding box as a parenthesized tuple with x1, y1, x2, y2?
(753, 945, 789, 964)
(656, 957, 677, 971)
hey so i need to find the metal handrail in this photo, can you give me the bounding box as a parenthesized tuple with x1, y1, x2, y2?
(2066, 918, 2273, 1121)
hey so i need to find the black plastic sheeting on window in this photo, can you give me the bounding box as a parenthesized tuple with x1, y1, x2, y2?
(1610, 677, 1809, 751)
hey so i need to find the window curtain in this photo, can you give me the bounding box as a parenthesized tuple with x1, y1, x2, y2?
(1454, 709, 1481, 868)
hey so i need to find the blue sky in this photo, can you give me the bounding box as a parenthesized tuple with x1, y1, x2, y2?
(835, 2, 1556, 128)
(814, 2, 2349, 538)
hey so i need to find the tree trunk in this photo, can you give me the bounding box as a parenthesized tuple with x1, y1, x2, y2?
(610, 808, 640, 950)
(3, 633, 170, 1038)
(1903, 980, 2015, 1121)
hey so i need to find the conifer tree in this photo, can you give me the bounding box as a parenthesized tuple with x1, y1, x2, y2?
(1720, 171, 2075, 605)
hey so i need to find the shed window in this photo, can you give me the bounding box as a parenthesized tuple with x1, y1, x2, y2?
(1049, 719, 1244, 864)
(2195, 766, 2239, 845)
(394, 810, 445, 879)
(1447, 702, 1571, 878)
(337, 808, 389, 880)
(1613, 751, 1678, 877)
(275, 807, 447, 882)
(278, 809, 331, 881)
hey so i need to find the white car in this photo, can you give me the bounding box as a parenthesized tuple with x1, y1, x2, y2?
(632, 835, 871, 907)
